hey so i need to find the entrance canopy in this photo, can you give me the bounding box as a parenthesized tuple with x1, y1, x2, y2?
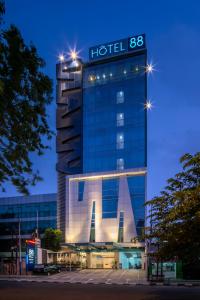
(61, 242, 144, 253)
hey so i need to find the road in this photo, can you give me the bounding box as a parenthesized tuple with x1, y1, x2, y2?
(0, 281, 200, 300)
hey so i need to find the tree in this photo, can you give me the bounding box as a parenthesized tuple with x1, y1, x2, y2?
(146, 152, 200, 277)
(0, 1, 53, 194)
(43, 228, 62, 252)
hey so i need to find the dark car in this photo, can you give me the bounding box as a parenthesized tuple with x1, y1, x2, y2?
(33, 264, 60, 275)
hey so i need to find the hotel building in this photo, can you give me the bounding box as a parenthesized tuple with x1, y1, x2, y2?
(56, 34, 147, 270)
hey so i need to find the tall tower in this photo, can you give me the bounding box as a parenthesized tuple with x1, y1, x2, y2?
(56, 58, 83, 240)
(56, 34, 148, 271)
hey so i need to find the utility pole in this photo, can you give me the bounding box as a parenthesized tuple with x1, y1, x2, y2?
(18, 219, 22, 275)
(36, 210, 39, 238)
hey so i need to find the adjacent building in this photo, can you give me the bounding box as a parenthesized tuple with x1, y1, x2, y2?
(0, 193, 57, 258)
(56, 34, 148, 270)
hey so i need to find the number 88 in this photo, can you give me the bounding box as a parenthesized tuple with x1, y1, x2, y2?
(130, 36, 144, 48)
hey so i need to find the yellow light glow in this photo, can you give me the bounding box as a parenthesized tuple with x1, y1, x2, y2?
(71, 51, 77, 60)
(69, 170, 146, 182)
(89, 75, 96, 81)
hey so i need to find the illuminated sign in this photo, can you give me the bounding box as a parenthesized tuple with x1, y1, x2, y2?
(89, 34, 145, 61)
(26, 240, 35, 271)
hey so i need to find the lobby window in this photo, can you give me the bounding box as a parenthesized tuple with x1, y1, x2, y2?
(116, 91, 124, 103)
(117, 113, 124, 127)
(78, 181, 85, 201)
(117, 158, 124, 170)
(116, 133, 124, 149)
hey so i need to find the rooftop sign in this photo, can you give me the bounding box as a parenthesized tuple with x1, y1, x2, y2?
(89, 34, 146, 61)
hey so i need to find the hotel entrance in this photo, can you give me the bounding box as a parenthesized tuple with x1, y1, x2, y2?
(61, 243, 145, 270)
(89, 252, 118, 269)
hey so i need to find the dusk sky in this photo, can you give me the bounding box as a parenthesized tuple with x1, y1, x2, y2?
(1, 0, 200, 199)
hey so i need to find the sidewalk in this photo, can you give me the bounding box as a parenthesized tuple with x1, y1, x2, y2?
(0, 270, 200, 287)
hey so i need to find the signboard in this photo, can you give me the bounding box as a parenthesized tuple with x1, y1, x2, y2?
(26, 240, 35, 271)
(89, 34, 145, 61)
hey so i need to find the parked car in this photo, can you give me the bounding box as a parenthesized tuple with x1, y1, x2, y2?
(33, 264, 60, 275)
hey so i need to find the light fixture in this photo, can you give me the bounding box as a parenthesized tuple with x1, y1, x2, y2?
(146, 63, 154, 73)
(69, 169, 147, 182)
(102, 74, 106, 79)
(97, 75, 100, 80)
(89, 75, 96, 81)
(123, 70, 127, 74)
(110, 73, 113, 77)
(73, 60, 79, 67)
(59, 54, 65, 62)
(144, 100, 153, 110)
(70, 51, 77, 60)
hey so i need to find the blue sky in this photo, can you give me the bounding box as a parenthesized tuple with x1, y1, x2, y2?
(1, 0, 200, 199)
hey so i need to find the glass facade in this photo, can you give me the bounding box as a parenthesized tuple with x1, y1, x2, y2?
(83, 53, 146, 173)
(127, 176, 145, 236)
(102, 178, 119, 218)
(0, 202, 56, 219)
(0, 219, 56, 236)
(0, 193, 57, 252)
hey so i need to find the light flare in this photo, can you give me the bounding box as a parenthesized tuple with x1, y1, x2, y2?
(144, 100, 153, 110)
(58, 54, 65, 62)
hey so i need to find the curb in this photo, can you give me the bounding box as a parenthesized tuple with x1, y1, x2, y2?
(0, 278, 200, 287)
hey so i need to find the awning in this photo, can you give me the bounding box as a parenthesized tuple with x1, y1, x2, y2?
(61, 242, 145, 252)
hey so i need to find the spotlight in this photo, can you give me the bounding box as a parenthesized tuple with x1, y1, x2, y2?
(144, 100, 153, 110)
(146, 63, 154, 73)
(59, 54, 65, 62)
(71, 51, 77, 60)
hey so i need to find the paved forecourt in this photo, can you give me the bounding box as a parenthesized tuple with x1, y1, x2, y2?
(0, 269, 147, 285)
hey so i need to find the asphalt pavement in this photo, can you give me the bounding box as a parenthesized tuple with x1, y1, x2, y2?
(0, 281, 200, 300)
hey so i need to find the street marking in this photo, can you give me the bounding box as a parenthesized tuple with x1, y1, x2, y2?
(85, 278, 94, 284)
(105, 279, 112, 284)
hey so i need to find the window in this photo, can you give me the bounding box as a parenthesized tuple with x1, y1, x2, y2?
(102, 178, 119, 218)
(118, 211, 124, 242)
(116, 133, 124, 149)
(117, 113, 124, 127)
(90, 202, 96, 242)
(78, 181, 85, 201)
(116, 91, 124, 103)
(117, 158, 124, 170)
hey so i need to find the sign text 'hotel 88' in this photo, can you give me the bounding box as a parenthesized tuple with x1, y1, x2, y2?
(89, 34, 146, 61)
